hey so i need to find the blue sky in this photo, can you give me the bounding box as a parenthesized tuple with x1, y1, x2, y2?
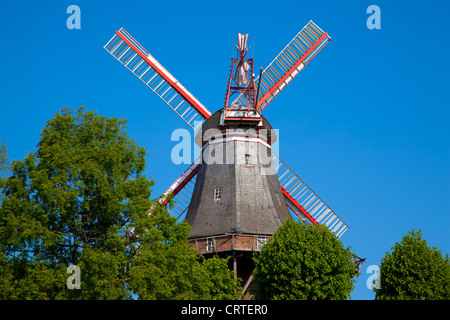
(0, 1, 449, 300)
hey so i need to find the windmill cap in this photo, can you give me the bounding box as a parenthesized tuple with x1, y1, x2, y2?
(195, 109, 277, 146)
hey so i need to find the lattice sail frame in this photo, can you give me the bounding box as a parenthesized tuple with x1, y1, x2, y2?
(234, 20, 331, 111)
(104, 28, 211, 130)
(272, 152, 348, 238)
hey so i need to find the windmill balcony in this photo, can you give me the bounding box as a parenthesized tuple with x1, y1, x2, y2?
(189, 234, 270, 255)
(223, 103, 262, 123)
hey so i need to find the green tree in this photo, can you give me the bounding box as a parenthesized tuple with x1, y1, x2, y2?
(203, 256, 242, 300)
(127, 211, 241, 300)
(0, 141, 10, 200)
(0, 106, 240, 300)
(253, 219, 356, 300)
(375, 230, 450, 300)
(0, 106, 151, 299)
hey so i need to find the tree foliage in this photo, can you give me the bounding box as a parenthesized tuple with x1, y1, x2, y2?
(375, 230, 450, 300)
(1, 106, 148, 299)
(253, 219, 356, 300)
(127, 211, 241, 300)
(0, 106, 239, 300)
(0, 141, 10, 201)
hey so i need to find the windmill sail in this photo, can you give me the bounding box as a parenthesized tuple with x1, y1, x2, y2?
(234, 21, 331, 110)
(272, 151, 349, 238)
(257, 20, 331, 111)
(157, 160, 199, 219)
(104, 28, 211, 130)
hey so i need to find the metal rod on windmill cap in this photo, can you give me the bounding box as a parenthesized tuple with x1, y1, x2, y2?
(255, 67, 263, 109)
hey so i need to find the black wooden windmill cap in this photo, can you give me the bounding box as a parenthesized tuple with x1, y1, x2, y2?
(194, 109, 277, 146)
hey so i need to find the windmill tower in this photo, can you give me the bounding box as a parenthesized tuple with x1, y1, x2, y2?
(104, 21, 350, 295)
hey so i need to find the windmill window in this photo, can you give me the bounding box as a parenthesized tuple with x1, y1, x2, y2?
(206, 238, 215, 251)
(214, 188, 222, 201)
(257, 237, 268, 250)
(245, 154, 252, 165)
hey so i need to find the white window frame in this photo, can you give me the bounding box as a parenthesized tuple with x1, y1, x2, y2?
(206, 237, 215, 251)
(256, 237, 268, 250)
(214, 187, 222, 201)
(245, 153, 252, 165)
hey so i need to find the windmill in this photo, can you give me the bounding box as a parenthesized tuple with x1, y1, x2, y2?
(104, 21, 358, 296)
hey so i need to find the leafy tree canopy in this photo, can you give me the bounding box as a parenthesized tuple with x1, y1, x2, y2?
(0, 106, 239, 300)
(375, 229, 450, 300)
(0, 141, 10, 200)
(253, 219, 356, 300)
